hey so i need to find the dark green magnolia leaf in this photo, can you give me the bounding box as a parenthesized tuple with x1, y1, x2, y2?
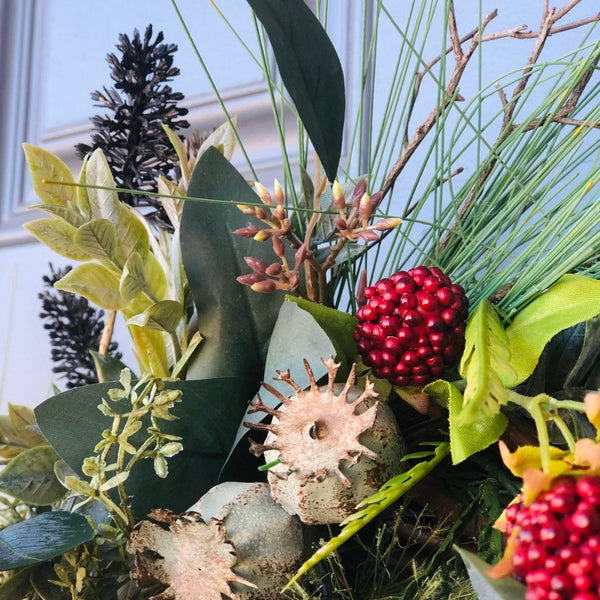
(90, 351, 132, 384)
(247, 0, 345, 181)
(0, 445, 66, 505)
(181, 147, 285, 382)
(35, 377, 253, 518)
(0, 566, 34, 599)
(0, 511, 95, 570)
(456, 548, 526, 600)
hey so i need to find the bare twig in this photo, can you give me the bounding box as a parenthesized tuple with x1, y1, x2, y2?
(99, 310, 117, 355)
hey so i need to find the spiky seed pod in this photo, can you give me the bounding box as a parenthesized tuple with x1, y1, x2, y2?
(247, 357, 405, 525)
(75, 25, 189, 230)
(188, 482, 304, 599)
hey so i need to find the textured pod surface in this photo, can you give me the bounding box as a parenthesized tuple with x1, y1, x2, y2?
(248, 357, 405, 525)
(190, 481, 304, 599)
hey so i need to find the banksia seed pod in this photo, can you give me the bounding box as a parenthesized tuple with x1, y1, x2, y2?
(247, 357, 405, 525)
(354, 266, 468, 386)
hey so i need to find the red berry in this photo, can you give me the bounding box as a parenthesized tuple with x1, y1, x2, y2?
(355, 266, 468, 386)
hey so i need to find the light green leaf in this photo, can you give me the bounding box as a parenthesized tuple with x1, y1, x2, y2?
(28, 203, 85, 228)
(23, 144, 76, 206)
(125, 301, 183, 333)
(23, 219, 92, 261)
(456, 548, 526, 600)
(120, 252, 147, 302)
(54, 263, 124, 310)
(76, 154, 91, 219)
(162, 124, 190, 183)
(85, 149, 120, 222)
(0, 511, 95, 570)
(73, 219, 118, 262)
(506, 274, 600, 386)
(458, 300, 515, 425)
(425, 379, 508, 464)
(142, 252, 168, 301)
(0, 445, 66, 505)
(197, 118, 237, 161)
(115, 205, 150, 258)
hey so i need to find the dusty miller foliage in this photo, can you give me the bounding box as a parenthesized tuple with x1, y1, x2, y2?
(75, 24, 189, 230)
(39, 264, 121, 388)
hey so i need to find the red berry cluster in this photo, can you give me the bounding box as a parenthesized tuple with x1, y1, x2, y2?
(354, 266, 468, 386)
(505, 476, 600, 600)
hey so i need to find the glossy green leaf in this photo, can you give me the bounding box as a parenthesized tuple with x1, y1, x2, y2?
(125, 300, 183, 333)
(181, 147, 285, 381)
(0, 446, 66, 505)
(23, 219, 92, 262)
(74, 218, 118, 262)
(54, 263, 124, 310)
(456, 548, 526, 600)
(425, 379, 508, 464)
(458, 300, 516, 425)
(248, 0, 345, 181)
(506, 274, 600, 386)
(0, 511, 95, 570)
(35, 378, 254, 518)
(23, 144, 77, 206)
(287, 295, 357, 376)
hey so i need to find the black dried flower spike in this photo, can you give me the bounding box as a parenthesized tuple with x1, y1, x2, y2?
(76, 24, 189, 230)
(39, 264, 121, 389)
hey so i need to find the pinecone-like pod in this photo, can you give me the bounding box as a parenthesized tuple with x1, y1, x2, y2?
(247, 357, 405, 525)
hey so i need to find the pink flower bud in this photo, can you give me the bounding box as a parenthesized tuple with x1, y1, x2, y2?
(359, 193, 372, 223)
(274, 205, 286, 221)
(288, 272, 300, 290)
(332, 181, 345, 211)
(255, 182, 273, 205)
(358, 229, 379, 242)
(272, 234, 285, 258)
(294, 243, 307, 268)
(254, 230, 272, 242)
(335, 217, 347, 230)
(251, 279, 277, 293)
(273, 179, 285, 206)
(369, 191, 383, 211)
(234, 225, 261, 238)
(244, 256, 269, 273)
(350, 179, 367, 208)
(237, 273, 266, 286)
(256, 207, 268, 220)
(265, 262, 282, 276)
(237, 204, 256, 216)
(374, 217, 402, 231)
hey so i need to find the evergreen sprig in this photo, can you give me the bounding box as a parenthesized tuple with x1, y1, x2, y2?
(39, 264, 121, 389)
(76, 25, 189, 229)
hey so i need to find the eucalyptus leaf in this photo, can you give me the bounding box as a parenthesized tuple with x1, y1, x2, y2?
(0, 511, 95, 570)
(35, 378, 254, 518)
(506, 274, 600, 386)
(181, 147, 285, 381)
(90, 351, 133, 384)
(0, 445, 66, 505)
(74, 219, 118, 262)
(456, 548, 526, 600)
(125, 300, 183, 334)
(22, 143, 77, 207)
(23, 219, 92, 262)
(54, 263, 124, 310)
(247, 0, 345, 181)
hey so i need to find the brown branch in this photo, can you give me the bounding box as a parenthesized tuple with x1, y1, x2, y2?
(99, 310, 116, 355)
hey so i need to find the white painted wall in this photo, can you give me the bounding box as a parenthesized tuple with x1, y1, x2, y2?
(0, 1, 597, 408)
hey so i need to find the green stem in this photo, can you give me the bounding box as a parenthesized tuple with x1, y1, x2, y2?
(551, 415, 577, 453)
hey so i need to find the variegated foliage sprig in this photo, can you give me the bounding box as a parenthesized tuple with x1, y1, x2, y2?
(235, 174, 401, 304)
(63, 369, 183, 534)
(23, 144, 196, 378)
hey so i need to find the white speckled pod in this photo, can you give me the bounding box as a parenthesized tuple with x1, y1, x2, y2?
(249, 357, 405, 525)
(189, 481, 304, 599)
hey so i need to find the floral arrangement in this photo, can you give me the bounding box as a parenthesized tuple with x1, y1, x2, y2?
(1, 2, 600, 599)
